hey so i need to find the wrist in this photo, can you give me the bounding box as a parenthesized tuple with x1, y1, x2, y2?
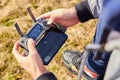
(68, 7, 79, 20)
(31, 67, 48, 79)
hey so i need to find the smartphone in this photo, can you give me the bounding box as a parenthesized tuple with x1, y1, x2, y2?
(36, 27, 68, 65)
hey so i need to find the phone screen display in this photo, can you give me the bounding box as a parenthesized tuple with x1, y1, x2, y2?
(36, 28, 68, 65)
(27, 23, 43, 40)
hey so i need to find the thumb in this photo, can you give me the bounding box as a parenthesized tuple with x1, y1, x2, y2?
(27, 38, 37, 54)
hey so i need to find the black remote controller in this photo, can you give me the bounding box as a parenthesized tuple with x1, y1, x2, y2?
(14, 7, 68, 65)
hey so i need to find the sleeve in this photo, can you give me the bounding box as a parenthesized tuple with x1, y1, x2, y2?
(87, 0, 103, 18)
(75, 0, 95, 22)
(36, 72, 57, 80)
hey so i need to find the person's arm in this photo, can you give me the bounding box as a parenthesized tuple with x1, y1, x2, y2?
(39, 7, 79, 28)
(12, 39, 57, 80)
(39, 0, 97, 28)
(75, 0, 95, 22)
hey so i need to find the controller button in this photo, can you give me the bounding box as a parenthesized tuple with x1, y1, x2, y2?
(43, 20, 47, 26)
(21, 40, 24, 43)
(38, 18, 44, 22)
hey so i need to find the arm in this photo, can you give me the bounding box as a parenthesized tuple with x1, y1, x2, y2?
(39, 0, 96, 28)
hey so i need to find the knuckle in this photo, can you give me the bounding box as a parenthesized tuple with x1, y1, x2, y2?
(51, 15, 56, 19)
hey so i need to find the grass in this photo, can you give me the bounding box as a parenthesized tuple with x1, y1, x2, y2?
(0, 0, 96, 80)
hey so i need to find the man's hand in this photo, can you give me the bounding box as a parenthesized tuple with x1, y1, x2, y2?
(39, 7, 79, 28)
(12, 39, 47, 79)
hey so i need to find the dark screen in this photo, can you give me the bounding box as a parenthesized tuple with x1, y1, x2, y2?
(27, 23, 43, 40)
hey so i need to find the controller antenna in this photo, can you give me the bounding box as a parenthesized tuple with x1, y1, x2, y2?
(27, 7, 36, 23)
(14, 23, 24, 37)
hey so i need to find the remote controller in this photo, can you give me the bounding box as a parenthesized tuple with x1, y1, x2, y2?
(14, 7, 68, 65)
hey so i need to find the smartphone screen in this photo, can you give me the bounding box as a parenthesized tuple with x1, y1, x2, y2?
(36, 27, 68, 65)
(26, 23, 43, 40)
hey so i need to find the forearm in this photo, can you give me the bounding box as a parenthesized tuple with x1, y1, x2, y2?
(75, 0, 95, 22)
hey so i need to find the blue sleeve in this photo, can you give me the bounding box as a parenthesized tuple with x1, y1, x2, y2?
(100, 0, 120, 32)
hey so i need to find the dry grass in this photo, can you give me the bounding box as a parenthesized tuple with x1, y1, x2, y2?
(0, 0, 96, 80)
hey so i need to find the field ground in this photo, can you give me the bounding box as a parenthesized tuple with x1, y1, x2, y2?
(0, 0, 96, 80)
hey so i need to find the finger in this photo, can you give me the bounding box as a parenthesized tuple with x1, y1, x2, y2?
(21, 51, 26, 56)
(12, 41, 23, 60)
(39, 12, 53, 19)
(47, 14, 58, 24)
(27, 38, 37, 54)
(39, 10, 59, 19)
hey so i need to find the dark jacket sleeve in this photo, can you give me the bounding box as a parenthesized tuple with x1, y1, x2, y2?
(36, 72, 57, 80)
(75, 0, 95, 22)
